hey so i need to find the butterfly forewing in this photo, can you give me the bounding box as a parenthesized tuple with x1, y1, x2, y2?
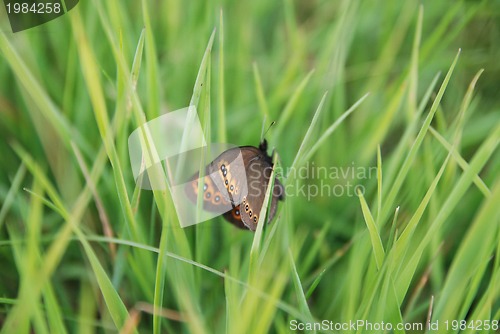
(185, 174, 231, 213)
(206, 148, 248, 206)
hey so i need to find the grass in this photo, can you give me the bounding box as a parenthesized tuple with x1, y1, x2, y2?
(0, 0, 499, 333)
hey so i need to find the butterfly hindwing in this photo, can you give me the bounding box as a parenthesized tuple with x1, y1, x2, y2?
(222, 205, 248, 229)
(238, 149, 284, 231)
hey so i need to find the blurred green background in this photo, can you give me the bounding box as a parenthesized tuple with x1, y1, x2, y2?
(0, 0, 499, 333)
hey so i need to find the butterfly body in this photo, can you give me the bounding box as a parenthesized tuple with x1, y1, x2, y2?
(186, 140, 284, 231)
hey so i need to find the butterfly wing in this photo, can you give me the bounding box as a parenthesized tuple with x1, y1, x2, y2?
(222, 205, 248, 229)
(184, 144, 284, 230)
(184, 147, 247, 214)
(237, 147, 284, 231)
(268, 177, 284, 221)
(185, 173, 231, 213)
(206, 148, 248, 206)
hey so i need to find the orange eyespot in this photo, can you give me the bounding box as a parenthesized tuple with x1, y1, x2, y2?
(232, 206, 241, 220)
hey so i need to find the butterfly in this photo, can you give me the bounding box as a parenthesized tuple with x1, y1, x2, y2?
(185, 140, 284, 231)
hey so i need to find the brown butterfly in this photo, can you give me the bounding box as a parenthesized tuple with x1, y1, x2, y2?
(185, 140, 284, 231)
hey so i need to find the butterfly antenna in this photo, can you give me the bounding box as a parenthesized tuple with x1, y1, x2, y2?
(261, 121, 276, 140)
(260, 116, 268, 141)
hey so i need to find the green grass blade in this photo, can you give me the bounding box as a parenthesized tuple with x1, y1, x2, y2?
(273, 69, 315, 140)
(288, 92, 328, 173)
(302, 92, 369, 163)
(0, 163, 26, 230)
(381, 49, 461, 225)
(253, 62, 270, 121)
(288, 249, 313, 318)
(358, 190, 385, 270)
(218, 9, 227, 143)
